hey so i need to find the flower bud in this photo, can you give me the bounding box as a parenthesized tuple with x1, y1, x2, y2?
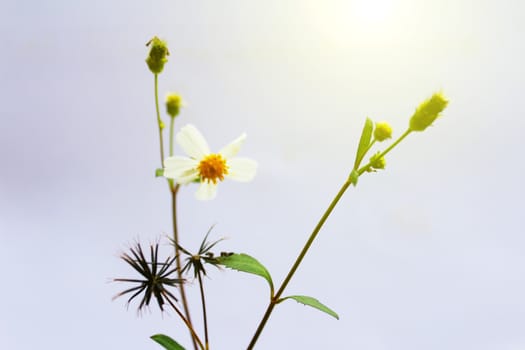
(374, 121, 392, 142)
(146, 36, 169, 74)
(409, 92, 448, 132)
(368, 151, 386, 171)
(165, 93, 183, 118)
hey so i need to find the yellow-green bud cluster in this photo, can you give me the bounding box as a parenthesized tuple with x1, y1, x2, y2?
(166, 93, 183, 118)
(368, 151, 386, 171)
(409, 92, 448, 132)
(374, 121, 392, 142)
(146, 37, 169, 74)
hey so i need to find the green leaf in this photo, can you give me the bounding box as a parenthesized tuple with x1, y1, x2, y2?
(354, 117, 374, 169)
(155, 168, 164, 177)
(280, 295, 339, 320)
(150, 334, 186, 350)
(218, 253, 274, 294)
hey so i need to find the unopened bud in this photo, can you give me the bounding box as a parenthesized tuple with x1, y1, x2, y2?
(368, 152, 386, 171)
(146, 36, 169, 74)
(409, 92, 448, 132)
(166, 93, 183, 118)
(374, 121, 392, 142)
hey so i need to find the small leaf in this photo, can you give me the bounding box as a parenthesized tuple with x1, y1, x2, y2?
(280, 295, 339, 320)
(218, 253, 274, 294)
(354, 117, 374, 169)
(155, 168, 164, 177)
(151, 334, 186, 350)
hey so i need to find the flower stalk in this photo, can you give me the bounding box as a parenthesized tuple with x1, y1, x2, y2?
(171, 176, 197, 350)
(165, 295, 206, 350)
(154, 74, 165, 165)
(247, 178, 352, 349)
(197, 271, 210, 350)
(150, 48, 197, 349)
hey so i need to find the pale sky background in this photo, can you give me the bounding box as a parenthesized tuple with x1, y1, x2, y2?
(1, 0, 525, 349)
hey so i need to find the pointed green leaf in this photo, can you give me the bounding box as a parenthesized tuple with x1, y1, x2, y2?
(155, 168, 164, 177)
(150, 334, 186, 350)
(354, 117, 374, 169)
(218, 253, 274, 294)
(280, 295, 339, 320)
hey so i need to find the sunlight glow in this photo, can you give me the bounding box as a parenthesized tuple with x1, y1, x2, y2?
(353, 0, 394, 24)
(306, 0, 398, 48)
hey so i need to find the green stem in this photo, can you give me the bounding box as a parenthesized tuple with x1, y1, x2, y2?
(358, 129, 412, 175)
(165, 293, 205, 350)
(155, 73, 195, 349)
(154, 74, 165, 165)
(169, 116, 175, 157)
(171, 185, 198, 350)
(197, 271, 210, 350)
(246, 179, 352, 350)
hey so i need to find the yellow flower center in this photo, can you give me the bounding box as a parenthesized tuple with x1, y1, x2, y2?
(198, 154, 229, 184)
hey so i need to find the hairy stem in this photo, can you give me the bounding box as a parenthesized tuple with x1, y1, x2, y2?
(246, 179, 352, 349)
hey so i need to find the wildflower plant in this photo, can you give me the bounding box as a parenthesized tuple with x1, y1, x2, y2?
(112, 36, 449, 350)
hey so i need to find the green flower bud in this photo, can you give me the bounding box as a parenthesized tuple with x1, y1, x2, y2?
(368, 151, 386, 171)
(165, 93, 183, 118)
(409, 92, 448, 132)
(374, 121, 392, 142)
(146, 36, 169, 74)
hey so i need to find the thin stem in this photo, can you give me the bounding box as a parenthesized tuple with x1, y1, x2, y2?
(169, 116, 175, 156)
(171, 185, 198, 350)
(358, 129, 412, 175)
(165, 293, 206, 350)
(154, 74, 165, 165)
(153, 69, 198, 349)
(246, 179, 352, 350)
(197, 271, 210, 350)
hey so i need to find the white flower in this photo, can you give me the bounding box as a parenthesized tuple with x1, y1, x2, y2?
(163, 124, 257, 200)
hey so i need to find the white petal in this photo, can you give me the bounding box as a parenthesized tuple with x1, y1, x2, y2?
(176, 124, 210, 159)
(195, 181, 218, 200)
(163, 156, 199, 184)
(219, 133, 246, 159)
(226, 158, 257, 182)
(175, 169, 200, 185)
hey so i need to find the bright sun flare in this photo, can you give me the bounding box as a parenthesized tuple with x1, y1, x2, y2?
(308, 0, 396, 46)
(352, 0, 394, 23)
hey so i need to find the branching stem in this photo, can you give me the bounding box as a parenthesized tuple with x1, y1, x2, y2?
(358, 129, 412, 175)
(246, 179, 352, 349)
(165, 294, 205, 350)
